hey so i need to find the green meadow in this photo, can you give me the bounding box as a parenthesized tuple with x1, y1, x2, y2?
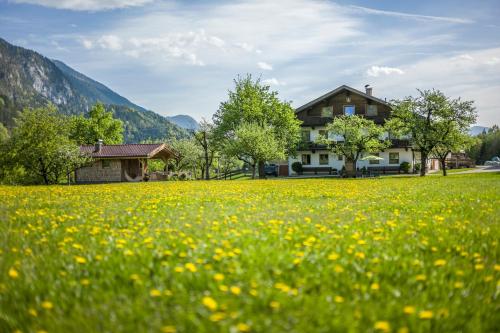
(1, 173, 499, 333)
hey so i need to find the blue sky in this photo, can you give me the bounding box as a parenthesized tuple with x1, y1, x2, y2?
(1, 0, 499, 126)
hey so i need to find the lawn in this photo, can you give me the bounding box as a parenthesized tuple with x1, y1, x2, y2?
(1, 173, 499, 333)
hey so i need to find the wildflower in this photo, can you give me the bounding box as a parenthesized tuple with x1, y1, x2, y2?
(237, 323, 251, 332)
(202, 296, 218, 311)
(403, 306, 415, 315)
(161, 326, 176, 333)
(370, 283, 380, 291)
(185, 263, 197, 272)
(209, 312, 226, 322)
(419, 310, 433, 319)
(8, 268, 19, 279)
(334, 295, 344, 303)
(80, 279, 90, 286)
(28, 308, 38, 317)
(270, 301, 280, 309)
(230, 286, 241, 295)
(41, 301, 53, 310)
(415, 274, 427, 281)
(355, 252, 365, 259)
(74, 256, 87, 264)
(434, 259, 446, 267)
(328, 252, 339, 261)
(374, 321, 391, 332)
(334, 265, 344, 273)
(213, 273, 224, 281)
(150, 289, 162, 297)
(454, 281, 464, 288)
(174, 266, 185, 273)
(474, 264, 484, 270)
(494, 264, 500, 271)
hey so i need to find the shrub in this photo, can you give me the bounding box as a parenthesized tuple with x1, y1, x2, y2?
(291, 162, 303, 174)
(400, 162, 411, 174)
(414, 163, 421, 173)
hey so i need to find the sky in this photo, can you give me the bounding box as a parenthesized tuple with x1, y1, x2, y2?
(1, 0, 499, 126)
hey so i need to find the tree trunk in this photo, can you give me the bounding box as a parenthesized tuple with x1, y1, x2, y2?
(345, 158, 355, 178)
(251, 164, 256, 179)
(420, 152, 427, 177)
(204, 152, 210, 180)
(258, 160, 266, 179)
(440, 157, 447, 176)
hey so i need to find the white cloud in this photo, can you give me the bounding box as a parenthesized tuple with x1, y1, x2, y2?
(363, 47, 500, 126)
(485, 57, 500, 65)
(257, 61, 273, 71)
(11, 0, 153, 11)
(453, 54, 474, 61)
(350, 5, 473, 24)
(81, 39, 93, 49)
(263, 78, 286, 86)
(366, 66, 405, 77)
(97, 35, 122, 51)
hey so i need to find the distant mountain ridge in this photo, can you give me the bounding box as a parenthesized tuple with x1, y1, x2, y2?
(469, 126, 490, 136)
(166, 115, 199, 130)
(0, 37, 190, 142)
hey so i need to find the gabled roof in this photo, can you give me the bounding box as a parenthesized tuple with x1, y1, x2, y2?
(80, 143, 173, 158)
(296, 85, 390, 112)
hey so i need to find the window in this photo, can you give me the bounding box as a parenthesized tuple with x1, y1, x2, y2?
(301, 154, 311, 165)
(319, 154, 329, 165)
(321, 106, 333, 118)
(338, 155, 343, 161)
(369, 153, 380, 165)
(389, 152, 399, 164)
(102, 160, 111, 168)
(343, 105, 355, 116)
(366, 104, 378, 116)
(301, 130, 311, 142)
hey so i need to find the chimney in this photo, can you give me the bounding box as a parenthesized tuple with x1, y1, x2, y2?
(94, 139, 103, 153)
(365, 84, 372, 96)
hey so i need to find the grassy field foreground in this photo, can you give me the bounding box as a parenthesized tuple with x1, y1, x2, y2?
(1, 174, 499, 333)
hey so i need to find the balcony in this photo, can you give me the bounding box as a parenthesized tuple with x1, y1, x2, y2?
(297, 139, 411, 152)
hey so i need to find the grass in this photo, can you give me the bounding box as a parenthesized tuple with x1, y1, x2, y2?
(444, 168, 477, 173)
(1, 173, 499, 333)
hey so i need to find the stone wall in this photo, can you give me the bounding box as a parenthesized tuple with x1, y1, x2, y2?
(76, 159, 122, 183)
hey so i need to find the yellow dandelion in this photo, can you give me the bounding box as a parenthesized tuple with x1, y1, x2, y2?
(74, 256, 87, 264)
(434, 259, 446, 267)
(270, 301, 280, 309)
(230, 286, 241, 295)
(328, 253, 339, 261)
(161, 325, 176, 333)
(209, 312, 226, 322)
(454, 281, 464, 288)
(28, 308, 38, 317)
(80, 279, 90, 286)
(41, 301, 53, 310)
(370, 283, 380, 291)
(494, 264, 500, 271)
(150, 289, 162, 297)
(185, 263, 197, 272)
(334, 295, 344, 303)
(214, 273, 225, 281)
(374, 321, 391, 332)
(415, 274, 427, 281)
(8, 267, 19, 279)
(174, 266, 185, 273)
(474, 264, 484, 270)
(202, 296, 218, 311)
(419, 310, 433, 319)
(403, 306, 415, 315)
(237, 323, 251, 332)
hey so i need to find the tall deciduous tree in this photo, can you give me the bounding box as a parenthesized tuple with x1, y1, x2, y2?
(225, 122, 285, 179)
(9, 105, 87, 184)
(70, 102, 123, 145)
(431, 125, 475, 176)
(319, 115, 389, 177)
(388, 89, 476, 176)
(170, 138, 202, 176)
(213, 75, 301, 178)
(194, 119, 217, 180)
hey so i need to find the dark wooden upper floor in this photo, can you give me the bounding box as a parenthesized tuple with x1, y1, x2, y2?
(295, 85, 391, 126)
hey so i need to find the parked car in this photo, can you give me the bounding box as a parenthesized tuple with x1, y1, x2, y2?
(264, 164, 278, 176)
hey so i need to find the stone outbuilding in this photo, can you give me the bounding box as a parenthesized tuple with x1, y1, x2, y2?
(75, 141, 174, 183)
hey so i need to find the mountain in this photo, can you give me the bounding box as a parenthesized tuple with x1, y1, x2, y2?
(469, 126, 490, 136)
(0, 37, 189, 142)
(166, 114, 199, 130)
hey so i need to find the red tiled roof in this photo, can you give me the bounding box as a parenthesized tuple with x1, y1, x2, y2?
(80, 143, 171, 158)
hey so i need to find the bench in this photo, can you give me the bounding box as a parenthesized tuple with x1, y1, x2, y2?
(302, 166, 335, 175)
(367, 166, 401, 175)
